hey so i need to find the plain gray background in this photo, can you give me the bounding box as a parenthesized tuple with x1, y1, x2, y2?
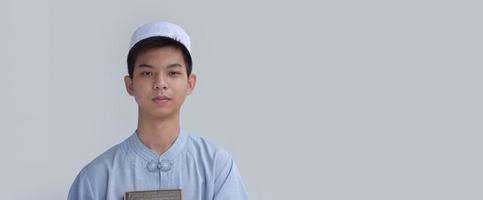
(1, 0, 482, 199)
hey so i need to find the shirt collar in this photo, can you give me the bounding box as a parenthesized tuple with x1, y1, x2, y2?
(128, 129, 188, 162)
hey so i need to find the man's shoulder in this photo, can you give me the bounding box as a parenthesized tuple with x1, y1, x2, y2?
(78, 136, 130, 177)
(184, 132, 233, 165)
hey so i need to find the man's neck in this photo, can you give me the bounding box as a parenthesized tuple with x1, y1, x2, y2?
(136, 111, 181, 156)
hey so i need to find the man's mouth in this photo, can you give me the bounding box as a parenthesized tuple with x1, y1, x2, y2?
(152, 95, 170, 103)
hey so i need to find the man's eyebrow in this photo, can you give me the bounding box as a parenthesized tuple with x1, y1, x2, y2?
(137, 63, 182, 68)
(138, 64, 154, 68)
(167, 63, 183, 68)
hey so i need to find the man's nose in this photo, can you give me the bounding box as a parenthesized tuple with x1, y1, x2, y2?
(153, 73, 168, 90)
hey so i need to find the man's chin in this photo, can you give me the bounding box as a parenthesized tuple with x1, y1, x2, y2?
(146, 110, 178, 120)
(138, 104, 180, 119)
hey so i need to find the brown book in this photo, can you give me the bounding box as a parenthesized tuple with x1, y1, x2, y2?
(124, 189, 182, 200)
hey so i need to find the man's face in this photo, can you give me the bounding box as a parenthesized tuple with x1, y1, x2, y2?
(124, 47, 196, 119)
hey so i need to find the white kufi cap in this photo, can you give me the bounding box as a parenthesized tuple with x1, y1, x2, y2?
(129, 21, 191, 54)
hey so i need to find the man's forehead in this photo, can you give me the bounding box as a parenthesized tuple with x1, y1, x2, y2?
(135, 47, 186, 68)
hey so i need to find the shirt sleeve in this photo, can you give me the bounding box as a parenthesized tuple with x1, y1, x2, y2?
(67, 169, 95, 200)
(213, 151, 248, 200)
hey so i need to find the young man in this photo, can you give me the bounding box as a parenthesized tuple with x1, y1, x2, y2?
(68, 21, 248, 200)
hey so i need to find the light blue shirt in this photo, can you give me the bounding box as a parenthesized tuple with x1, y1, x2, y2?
(68, 129, 248, 200)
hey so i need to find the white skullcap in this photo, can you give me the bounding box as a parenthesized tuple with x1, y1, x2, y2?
(129, 21, 191, 54)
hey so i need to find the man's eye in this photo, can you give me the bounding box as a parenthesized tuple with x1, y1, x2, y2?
(169, 71, 181, 76)
(141, 72, 153, 76)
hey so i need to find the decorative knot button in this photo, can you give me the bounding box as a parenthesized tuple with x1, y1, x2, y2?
(147, 159, 173, 172)
(147, 159, 159, 172)
(158, 160, 173, 172)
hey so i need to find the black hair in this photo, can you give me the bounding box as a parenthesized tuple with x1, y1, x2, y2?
(127, 36, 193, 79)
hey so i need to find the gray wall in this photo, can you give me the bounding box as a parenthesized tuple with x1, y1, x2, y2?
(1, 0, 482, 199)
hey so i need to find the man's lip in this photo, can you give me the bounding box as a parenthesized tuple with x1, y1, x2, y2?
(152, 96, 170, 101)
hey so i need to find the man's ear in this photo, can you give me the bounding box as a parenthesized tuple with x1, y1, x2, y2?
(124, 75, 134, 96)
(186, 73, 197, 95)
